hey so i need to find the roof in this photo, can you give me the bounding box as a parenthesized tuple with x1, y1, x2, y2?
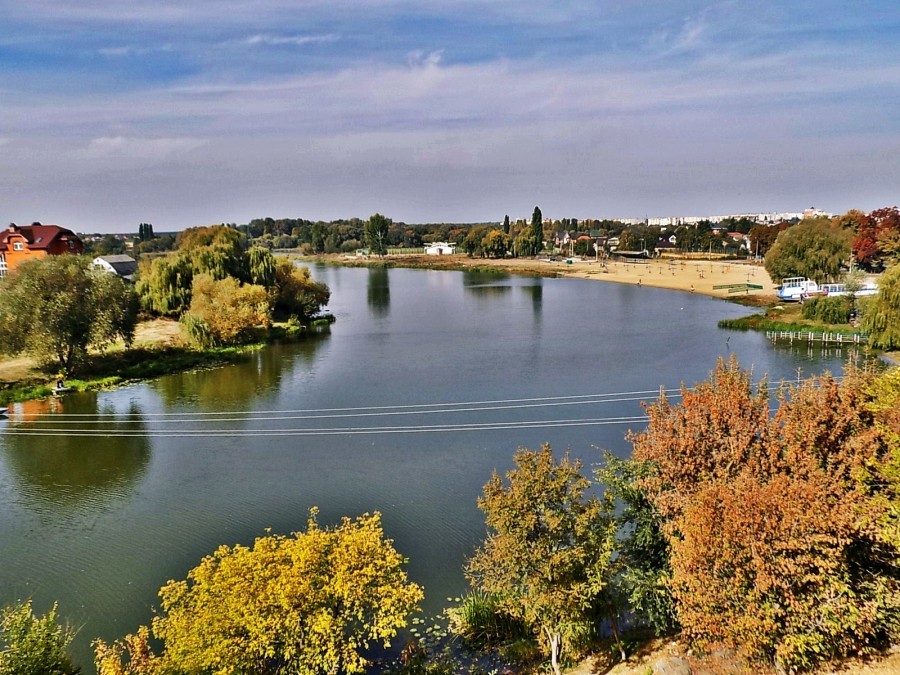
(0, 224, 81, 251)
(94, 255, 138, 276)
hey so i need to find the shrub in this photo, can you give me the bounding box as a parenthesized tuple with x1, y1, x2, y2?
(0, 600, 79, 675)
(801, 295, 852, 324)
(180, 274, 271, 347)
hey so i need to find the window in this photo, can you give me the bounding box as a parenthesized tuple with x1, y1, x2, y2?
(12, 242, 23, 251)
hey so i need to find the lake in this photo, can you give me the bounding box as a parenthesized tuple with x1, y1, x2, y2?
(0, 264, 856, 670)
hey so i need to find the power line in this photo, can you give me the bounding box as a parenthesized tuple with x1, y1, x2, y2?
(0, 415, 649, 438)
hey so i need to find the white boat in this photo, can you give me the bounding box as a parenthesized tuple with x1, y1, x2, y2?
(821, 282, 878, 297)
(0, 407, 8, 417)
(776, 277, 819, 301)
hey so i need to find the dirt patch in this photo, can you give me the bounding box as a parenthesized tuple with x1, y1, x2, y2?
(572, 639, 900, 675)
(0, 318, 184, 384)
(132, 317, 184, 348)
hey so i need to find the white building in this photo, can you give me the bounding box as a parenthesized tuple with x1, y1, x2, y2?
(425, 242, 456, 255)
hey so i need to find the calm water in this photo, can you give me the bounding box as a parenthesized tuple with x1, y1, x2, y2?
(0, 265, 855, 670)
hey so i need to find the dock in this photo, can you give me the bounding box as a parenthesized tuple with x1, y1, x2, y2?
(765, 330, 868, 345)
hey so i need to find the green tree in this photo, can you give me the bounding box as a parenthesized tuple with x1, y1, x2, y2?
(0, 256, 137, 375)
(503, 214, 510, 235)
(481, 230, 510, 259)
(861, 263, 900, 349)
(467, 445, 616, 675)
(764, 217, 851, 282)
(96, 511, 423, 675)
(594, 455, 678, 638)
(513, 233, 536, 258)
(246, 245, 277, 287)
(365, 213, 391, 256)
(530, 206, 544, 254)
(272, 259, 331, 321)
(0, 599, 79, 675)
(134, 254, 194, 316)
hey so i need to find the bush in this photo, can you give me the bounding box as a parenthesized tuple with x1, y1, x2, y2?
(800, 295, 852, 324)
(448, 590, 530, 650)
(179, 274, 271, 347)
(0, 600, 79, 675)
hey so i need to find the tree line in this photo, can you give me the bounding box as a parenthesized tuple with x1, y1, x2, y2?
(2, 357, 897, 674)
(0, 225, 332, 375)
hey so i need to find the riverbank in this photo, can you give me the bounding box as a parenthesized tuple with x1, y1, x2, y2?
(0, 318, 328, 404)
(313, 253, 777, 304)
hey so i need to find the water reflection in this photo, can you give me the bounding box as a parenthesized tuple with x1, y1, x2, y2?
(1, 394, 150, 513)
(521, 282, 543, 323)
(367, 266, 391, 317)
(462, 271, 512, 299)
(152, 337, 329, 410)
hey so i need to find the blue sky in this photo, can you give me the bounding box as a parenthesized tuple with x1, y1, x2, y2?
(1, 1, 898, 232)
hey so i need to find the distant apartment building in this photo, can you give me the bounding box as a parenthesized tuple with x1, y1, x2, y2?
(0, 222, 84, 277)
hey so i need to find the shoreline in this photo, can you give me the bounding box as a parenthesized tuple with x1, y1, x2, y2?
(305, 253, 778, 304)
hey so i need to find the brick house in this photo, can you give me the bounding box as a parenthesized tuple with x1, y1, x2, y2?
(0, 223, 84, 277)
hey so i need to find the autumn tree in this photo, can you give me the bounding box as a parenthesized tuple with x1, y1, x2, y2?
(467, 445, 617, 675)
(852, 207, 900, 271)
(764, 216, 851, 282)
(0, 600, 79, 675)
(95, 511, 422, 675)
(0, 256, 138, 375)
(272, 259, 331, 321)
(630, 357, 900, 670)
(365, 213, 391, 256)
(481, 230, 510, 259)
(747, 222, 790, 257)
(179, 274, 271, 347)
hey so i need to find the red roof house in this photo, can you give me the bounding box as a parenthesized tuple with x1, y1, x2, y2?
(0, 222, 84, 277)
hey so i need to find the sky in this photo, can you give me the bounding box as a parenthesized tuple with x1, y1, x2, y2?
(1, 1, 898, 233)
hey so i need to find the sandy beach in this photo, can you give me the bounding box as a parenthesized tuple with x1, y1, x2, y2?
(347, 254, 778, 303)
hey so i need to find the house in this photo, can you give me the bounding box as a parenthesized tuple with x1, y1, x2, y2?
(424, 242, 456, 255)
(93, 254, 138, 281)
(0, 222, 84, 277)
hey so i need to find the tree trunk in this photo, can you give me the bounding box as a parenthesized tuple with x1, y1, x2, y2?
(543, 626, 562, 675)
(609, 613, 626, 662)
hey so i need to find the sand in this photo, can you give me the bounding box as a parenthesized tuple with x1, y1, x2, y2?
(365, 254, 777, 302)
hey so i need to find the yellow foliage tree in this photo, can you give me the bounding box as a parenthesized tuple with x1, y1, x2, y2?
(180, 274, 271, 347)
(96, 511, 422, 675)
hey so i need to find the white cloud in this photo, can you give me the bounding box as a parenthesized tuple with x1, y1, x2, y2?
(78, 136, 206, 160)
(241, 33, 338, 47)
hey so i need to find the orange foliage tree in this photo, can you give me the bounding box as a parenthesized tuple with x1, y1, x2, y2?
(630, 356, 900, 670)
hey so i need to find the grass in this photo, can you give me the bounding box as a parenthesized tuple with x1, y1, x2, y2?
(718, 303, 865, 336)
(0, 318, 332, 405)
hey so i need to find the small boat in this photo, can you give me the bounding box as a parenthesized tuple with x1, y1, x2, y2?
(52, 384, 72, 396)
(0, 407, 8, 417)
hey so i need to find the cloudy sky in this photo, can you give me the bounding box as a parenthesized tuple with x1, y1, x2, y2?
(1, 1, 898, 232)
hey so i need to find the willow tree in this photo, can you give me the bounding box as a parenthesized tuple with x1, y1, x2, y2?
(763, 217, 851, 282)
(467, 445, 617, 675)
(862, 263, 900, 349)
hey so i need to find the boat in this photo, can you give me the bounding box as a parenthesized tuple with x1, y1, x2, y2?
(776, 277, 819, 301)
(0, 407, 7, 416)
(821, 281, 879, 297)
